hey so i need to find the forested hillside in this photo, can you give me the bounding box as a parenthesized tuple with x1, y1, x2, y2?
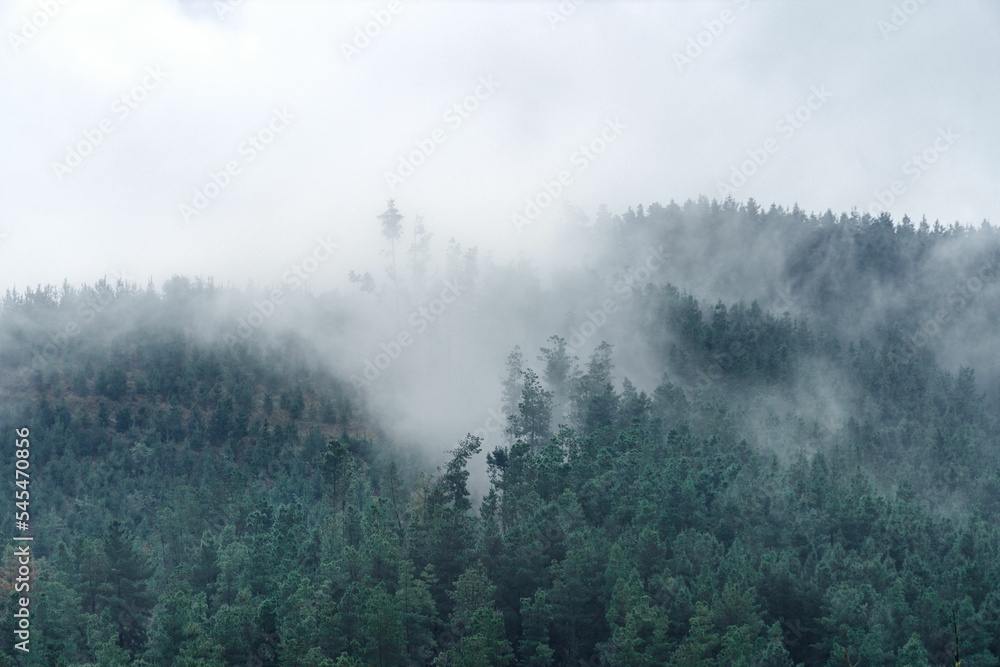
(3, 199, 1000, 666)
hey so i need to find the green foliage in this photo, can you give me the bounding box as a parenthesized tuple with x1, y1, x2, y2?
(507, 368, 553, 449)
(435, 567, 513, 666)
(101, 520, 156, 655)
(5, 211, 1000, 666)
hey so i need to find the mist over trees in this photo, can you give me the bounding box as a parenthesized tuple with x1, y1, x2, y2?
(3, 198, 1000, 665)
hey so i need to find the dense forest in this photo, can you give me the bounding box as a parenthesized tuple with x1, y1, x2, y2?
(3, 198, 1000, 666)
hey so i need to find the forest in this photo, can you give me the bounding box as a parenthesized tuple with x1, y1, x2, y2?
(3, 198, 1000, 666)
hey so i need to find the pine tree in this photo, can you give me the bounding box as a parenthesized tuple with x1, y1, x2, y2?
(507, 368, 553, 450)
(501, 347, 525, 443)
(378, 199, 404, 323)
(101, 520, 155, 656)
(538, 335, 578, 428)
(146, 577, 222, 666)
(434, 568, 513, 666)
(362, 585, 406, 667)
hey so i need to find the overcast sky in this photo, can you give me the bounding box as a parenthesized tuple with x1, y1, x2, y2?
(1, 0, 997, 293)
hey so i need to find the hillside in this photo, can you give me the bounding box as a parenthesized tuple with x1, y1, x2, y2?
(2, 201, 1000, 666)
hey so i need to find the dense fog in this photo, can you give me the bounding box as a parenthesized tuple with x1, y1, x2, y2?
(3, 2, 1000, 665)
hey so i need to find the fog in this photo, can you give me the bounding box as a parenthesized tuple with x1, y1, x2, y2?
(8, 8, 1000, 662)
(2, 0, 998, 292)
(3, 1, 999, 488)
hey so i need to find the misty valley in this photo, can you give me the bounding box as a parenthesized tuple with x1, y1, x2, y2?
(2, 199, 1000, 666)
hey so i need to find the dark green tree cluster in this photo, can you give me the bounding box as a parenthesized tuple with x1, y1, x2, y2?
(2, 198, 1000, 665)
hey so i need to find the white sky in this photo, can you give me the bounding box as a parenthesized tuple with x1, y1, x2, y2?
(1, 0, 998, 293)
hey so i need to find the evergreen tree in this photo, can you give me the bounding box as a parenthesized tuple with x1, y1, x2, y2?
(507, 368, 553, 449)
(435, 567, 513, 666)
(101, 520, 156, 656)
